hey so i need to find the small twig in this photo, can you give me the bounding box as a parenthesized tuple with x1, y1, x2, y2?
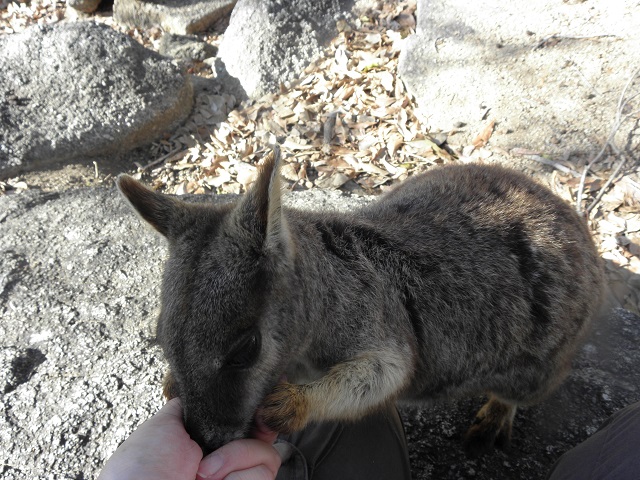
(288, 178, 301, 191)
(573, 65, 599, 96)
(615, 67, 640, 122)
(434, 37, 445, 53)
(139, 147, 184, 172)
(576, 145, 608, 215)
(525, 155, 581, 176)
(585, 152, 626, 216)
(622, 176, 640, 192)
(533, 34, 619, 51)
(405, 152, 438, 164)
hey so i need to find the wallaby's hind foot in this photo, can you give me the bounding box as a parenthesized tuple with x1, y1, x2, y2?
(463, 396, 516, 457)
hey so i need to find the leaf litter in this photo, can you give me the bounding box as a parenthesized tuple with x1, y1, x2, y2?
(129, 1, 458, 197)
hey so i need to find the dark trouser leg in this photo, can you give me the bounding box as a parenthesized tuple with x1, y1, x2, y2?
(547, 401, 640, 480)
(276, 404, 412, 480)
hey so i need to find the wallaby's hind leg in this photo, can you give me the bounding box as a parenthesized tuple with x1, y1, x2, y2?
(463, 395, 516, 457)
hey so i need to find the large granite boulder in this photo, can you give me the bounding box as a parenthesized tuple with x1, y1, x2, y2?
(0, 21, 193, 176)
(398, 0, 640, 155)
(217, 0, 355, 99)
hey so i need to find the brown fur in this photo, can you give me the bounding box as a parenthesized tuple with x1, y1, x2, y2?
(118, 147, 603, 453)
(162, 370, 179, 400)
(259, 383, 310, 433)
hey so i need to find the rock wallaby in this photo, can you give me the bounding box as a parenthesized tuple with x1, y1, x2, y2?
(117, 147, 603, 455)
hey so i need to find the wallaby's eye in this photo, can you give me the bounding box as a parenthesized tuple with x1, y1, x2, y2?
(226, 329, 261, 369)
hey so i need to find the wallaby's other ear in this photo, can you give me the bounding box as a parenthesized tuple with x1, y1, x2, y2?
(116, 175, 180, 238)
(236, 146, 291, 254)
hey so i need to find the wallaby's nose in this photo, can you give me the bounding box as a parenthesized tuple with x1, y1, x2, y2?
(184, 414, 213, 455)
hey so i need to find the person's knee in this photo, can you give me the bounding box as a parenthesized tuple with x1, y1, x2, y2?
(547, 401, 640, 480)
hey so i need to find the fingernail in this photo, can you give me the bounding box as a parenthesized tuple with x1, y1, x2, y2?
(197, 453, 223, 478)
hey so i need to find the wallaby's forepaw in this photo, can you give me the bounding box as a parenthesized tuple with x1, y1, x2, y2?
(162, 370, 179, 400)
(260, 383, 310, 434)
(463, 398, 514, 458)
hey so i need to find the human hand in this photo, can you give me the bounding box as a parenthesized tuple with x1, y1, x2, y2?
(99, 398, 282, 480)
(197, 415, 282, 480)
(98, 397, 203, 480)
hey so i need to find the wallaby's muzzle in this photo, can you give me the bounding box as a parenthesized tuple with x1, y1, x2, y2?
(183, 402, 251, 453)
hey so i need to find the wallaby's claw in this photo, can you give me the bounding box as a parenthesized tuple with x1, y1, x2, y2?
(260, 382, 310, 434)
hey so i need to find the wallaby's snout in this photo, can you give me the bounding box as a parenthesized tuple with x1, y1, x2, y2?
(183, 405, 244, 454)
(184, 414, 212, 454)
(162, 372, 229, 453)
(173, 365, 277, 453)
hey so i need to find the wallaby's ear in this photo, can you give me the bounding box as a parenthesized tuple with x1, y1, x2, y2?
(236, 146, 291, 254)
(116, 175, 180, 238)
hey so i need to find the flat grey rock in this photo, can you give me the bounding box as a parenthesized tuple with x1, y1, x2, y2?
(67, 0, 102, 13)
(217, 0, 355, 99)
(159, 32, 218, 61)
(113, 0, 236, 34)
(0, 186, 638, 479)
(0, 22, 193, 176)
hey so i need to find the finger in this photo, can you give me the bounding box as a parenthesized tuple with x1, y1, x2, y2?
(139, 398, 202, 462)
(224, 465, 275, 480)
(161, 397, 183, 417)
(151, 397, 185, 427)
(197, 439, 281, 480)
(98, 397, 202, 480)
(250, 412, 278, 444)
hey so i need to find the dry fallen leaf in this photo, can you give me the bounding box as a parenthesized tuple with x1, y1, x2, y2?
(472, 120, 496, 148)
